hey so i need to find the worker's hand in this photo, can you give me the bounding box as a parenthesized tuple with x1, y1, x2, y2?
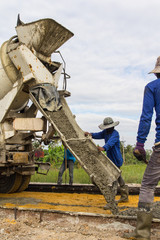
(97, 146, 105, 152)
(84, 132, 92, 137)
(133, 142, 148, 164)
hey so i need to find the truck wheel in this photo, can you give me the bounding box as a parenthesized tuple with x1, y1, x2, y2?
(0, 173, 22, 193)
(17, 175, 31, 192)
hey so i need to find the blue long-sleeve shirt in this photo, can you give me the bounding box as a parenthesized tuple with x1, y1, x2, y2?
(137, 78, 160, 144)
(91, 129, 123, 167)
(64, 149, 76, 163)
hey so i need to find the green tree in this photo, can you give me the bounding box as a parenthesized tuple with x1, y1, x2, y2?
(43, 142, 64, 166)
(121, 142, 151, 165)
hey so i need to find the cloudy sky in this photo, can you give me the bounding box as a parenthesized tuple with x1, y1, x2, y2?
(1, 0, 160, 149)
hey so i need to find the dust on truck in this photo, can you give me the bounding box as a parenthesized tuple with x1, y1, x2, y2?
(0, 16, 73, 193)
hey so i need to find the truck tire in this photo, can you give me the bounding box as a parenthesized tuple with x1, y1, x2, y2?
(17, 175, 31, 192)
(0, 173, 22, 193)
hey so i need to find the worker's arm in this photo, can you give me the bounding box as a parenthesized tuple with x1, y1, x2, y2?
(137, 86, 155, 143)
(133, 86, 154, 164)
(103, 130, 119, 151)
(91, 131, 105, 139)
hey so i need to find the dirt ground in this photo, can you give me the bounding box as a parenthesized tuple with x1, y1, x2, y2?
(0, 213, 160, 240)
(0, 216, 135, 240)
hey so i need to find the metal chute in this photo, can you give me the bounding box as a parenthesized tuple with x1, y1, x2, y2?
(16, 18, 74, 58)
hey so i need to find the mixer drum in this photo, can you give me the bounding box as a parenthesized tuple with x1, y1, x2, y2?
(0, 41, 28, 111)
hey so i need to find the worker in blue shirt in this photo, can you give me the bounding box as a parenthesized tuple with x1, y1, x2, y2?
(85, 117, 128, 209)
(57, 148, 76, 185)
(123, 57, 160, 240)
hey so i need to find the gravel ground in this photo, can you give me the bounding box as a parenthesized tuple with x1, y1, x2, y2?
(0, 213, 160, 240)
(0, 216, 133, 240)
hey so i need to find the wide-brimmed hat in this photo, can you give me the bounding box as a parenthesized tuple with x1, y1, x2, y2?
(149, 56, 160, 74)
(98, 117, 119, 130)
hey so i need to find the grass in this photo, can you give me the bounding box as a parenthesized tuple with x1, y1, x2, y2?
(31, 163, 150, 184)
(121, 163, 147, 184)
(31, 166, 92, 184)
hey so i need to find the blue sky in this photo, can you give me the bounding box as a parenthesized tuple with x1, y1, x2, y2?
(1, 0, 160, 149)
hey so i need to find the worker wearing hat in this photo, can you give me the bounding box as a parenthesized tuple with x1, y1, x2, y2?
(85, 117, 128, 208)
(123, 57, 160, 240)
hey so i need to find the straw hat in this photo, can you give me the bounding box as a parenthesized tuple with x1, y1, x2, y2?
(98, 117, 119, 130)
(149, 56, 160, 74)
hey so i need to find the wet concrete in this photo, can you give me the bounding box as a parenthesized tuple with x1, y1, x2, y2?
(0, 192, 160, 221)
(120, 201, 160, 220)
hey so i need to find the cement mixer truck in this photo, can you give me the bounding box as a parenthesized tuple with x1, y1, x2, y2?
(0, 16, 120, 214)
(0, 15, 74, 193)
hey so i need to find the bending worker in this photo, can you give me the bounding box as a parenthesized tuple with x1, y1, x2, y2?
(57, 148, 76, 185)
(84, 117, 128, 209)
(123, 57, 160, 239)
